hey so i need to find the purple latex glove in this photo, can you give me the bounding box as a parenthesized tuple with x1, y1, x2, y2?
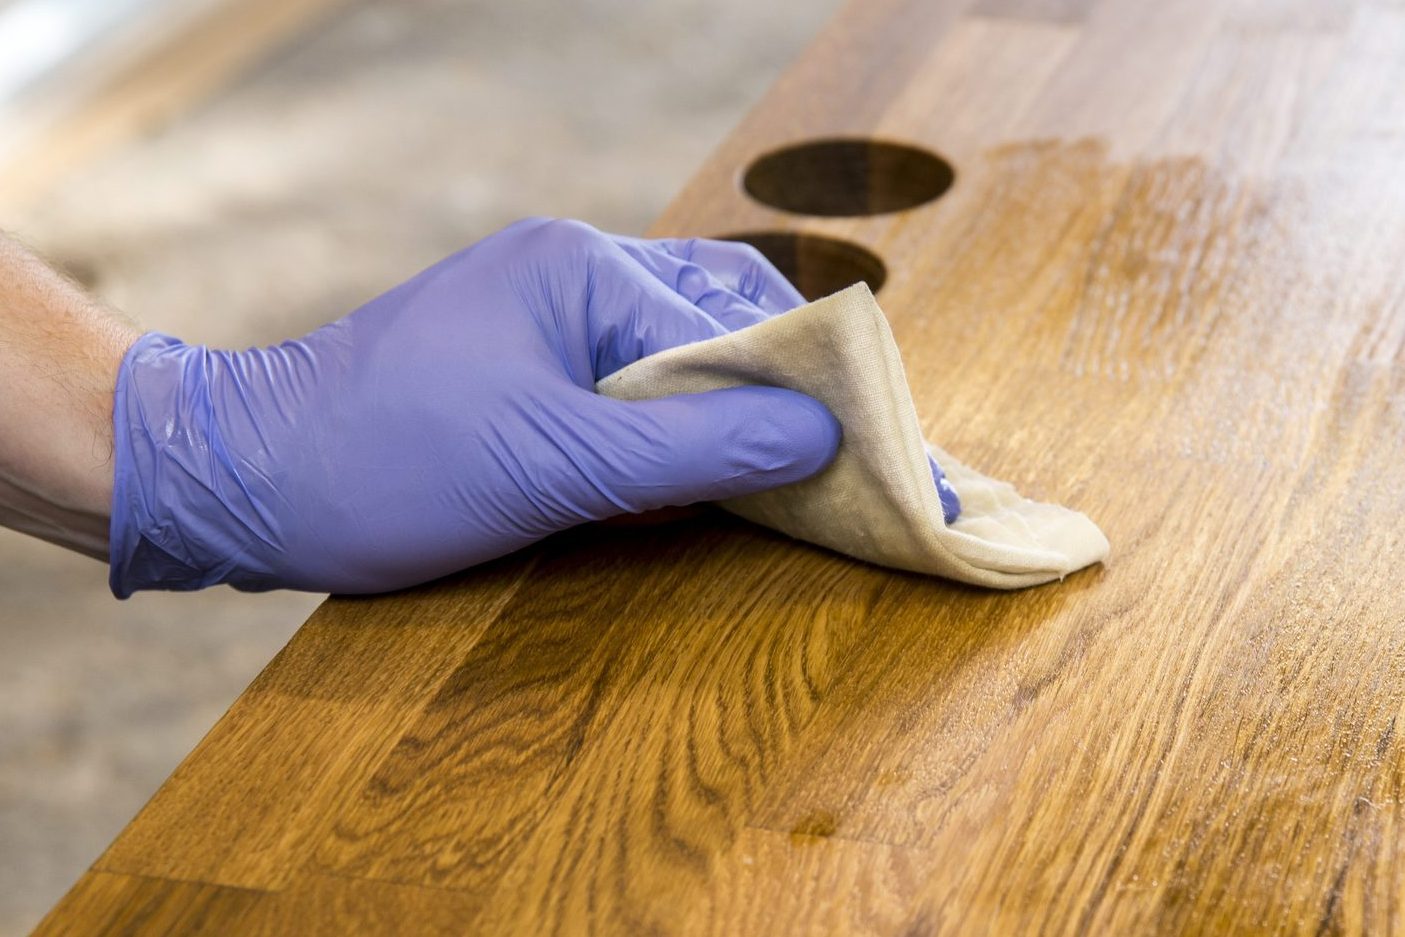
(109, 218, 959, 597)
(109, 219, 844, 596)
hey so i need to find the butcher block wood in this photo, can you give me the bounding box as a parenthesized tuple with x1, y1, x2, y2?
(37, 0, 1405, 933)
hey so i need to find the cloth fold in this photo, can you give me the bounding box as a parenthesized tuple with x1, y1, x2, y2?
(597, 282, 1108, 588)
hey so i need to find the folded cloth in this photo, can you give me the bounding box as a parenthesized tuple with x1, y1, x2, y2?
(597, 282, 1109, 588)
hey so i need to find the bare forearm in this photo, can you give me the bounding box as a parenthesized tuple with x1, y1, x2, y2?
(0, 235, 139, 559)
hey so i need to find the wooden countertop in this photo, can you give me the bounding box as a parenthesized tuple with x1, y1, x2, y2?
(37, 0, 1405, 933)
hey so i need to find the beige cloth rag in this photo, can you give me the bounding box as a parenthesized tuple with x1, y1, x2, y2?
(597, 282, 1109, 588)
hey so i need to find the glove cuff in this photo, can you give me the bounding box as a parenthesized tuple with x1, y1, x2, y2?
(108, 333, 280, 597)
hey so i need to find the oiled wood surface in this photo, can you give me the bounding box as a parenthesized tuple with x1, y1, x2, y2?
(38, 0, 1405, 933)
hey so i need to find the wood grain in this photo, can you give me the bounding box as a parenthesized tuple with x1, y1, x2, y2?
(35, 0, 1405, 933)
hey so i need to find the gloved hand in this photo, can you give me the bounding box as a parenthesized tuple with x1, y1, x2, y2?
(108, 218, 846, 595)
(109, 217, 959, 597)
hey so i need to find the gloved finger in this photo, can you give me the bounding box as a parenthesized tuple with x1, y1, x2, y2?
(673, 238, 807, 315)
(574, 385, 841, 516)
(610, 238, 770, 331)
(616, 235, 807, 317)
(585, 242, 736, 379)
(512, 219, 734, 381)
(929, 455, 961, 524)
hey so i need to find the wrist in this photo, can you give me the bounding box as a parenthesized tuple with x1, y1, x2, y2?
(0, 237, 138, 558)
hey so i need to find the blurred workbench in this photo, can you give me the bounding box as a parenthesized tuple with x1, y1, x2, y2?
(36, 0, 1405, 933)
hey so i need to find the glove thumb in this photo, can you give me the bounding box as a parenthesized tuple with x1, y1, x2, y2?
(585, 385, 841, 515)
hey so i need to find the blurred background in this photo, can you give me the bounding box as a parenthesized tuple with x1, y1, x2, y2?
(0, 0, 840, 930)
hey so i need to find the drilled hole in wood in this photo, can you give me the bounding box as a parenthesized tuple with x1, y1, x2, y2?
(742, 138, 954, 217)
(720, 231, 886, 301)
